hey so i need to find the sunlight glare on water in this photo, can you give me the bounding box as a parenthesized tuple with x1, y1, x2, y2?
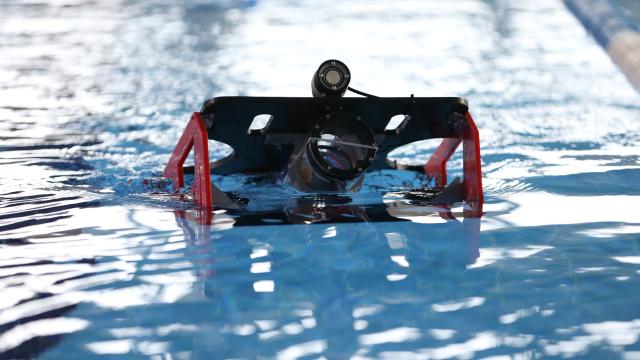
(0, 0, 639, 358)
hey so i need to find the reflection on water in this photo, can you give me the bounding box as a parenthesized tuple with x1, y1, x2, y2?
(1, 0, 640, 358)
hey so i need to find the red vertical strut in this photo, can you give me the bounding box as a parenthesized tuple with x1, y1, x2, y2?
(462, 112, 483, 217)
(424, 137, 462, 188)
(163, 112, 212, 209)
(424, 112, 483, 217)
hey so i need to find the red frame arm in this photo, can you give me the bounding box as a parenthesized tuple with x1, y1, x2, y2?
(424, 112, 483, 217)
(163, 112, 212, 209)
(424, 137, 461, 188)
(462, 112, 483, 217)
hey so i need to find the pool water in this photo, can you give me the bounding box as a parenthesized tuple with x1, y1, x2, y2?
(1, 0, 640, 358)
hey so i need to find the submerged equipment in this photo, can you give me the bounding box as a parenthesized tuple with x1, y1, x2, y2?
(164, 59, 484, 222)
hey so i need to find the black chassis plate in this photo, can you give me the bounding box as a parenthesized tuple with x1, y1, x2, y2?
(200, 96, 468, 175)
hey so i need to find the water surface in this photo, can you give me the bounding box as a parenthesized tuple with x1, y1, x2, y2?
(1, 0, 640, 358)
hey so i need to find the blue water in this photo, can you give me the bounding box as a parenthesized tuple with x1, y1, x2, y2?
(1, 0, 640, 358)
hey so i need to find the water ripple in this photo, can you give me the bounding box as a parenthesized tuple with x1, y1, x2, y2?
(1, 0, 640, 358)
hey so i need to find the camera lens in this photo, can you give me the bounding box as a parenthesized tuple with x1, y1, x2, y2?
(317, 134, 352, 170)
(324, 69, 342, 86)
(307, 112, 376, 180)
(311, 59, 351, 98)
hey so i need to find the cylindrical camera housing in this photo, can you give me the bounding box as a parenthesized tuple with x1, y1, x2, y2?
(285, 112, 377, 192)
(311, 59, 351, 98)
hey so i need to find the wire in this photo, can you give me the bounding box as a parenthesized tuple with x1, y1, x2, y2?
(347, 86, 379, 98)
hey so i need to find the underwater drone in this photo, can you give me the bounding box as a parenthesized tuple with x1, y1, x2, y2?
(164, 60, 484, 219)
